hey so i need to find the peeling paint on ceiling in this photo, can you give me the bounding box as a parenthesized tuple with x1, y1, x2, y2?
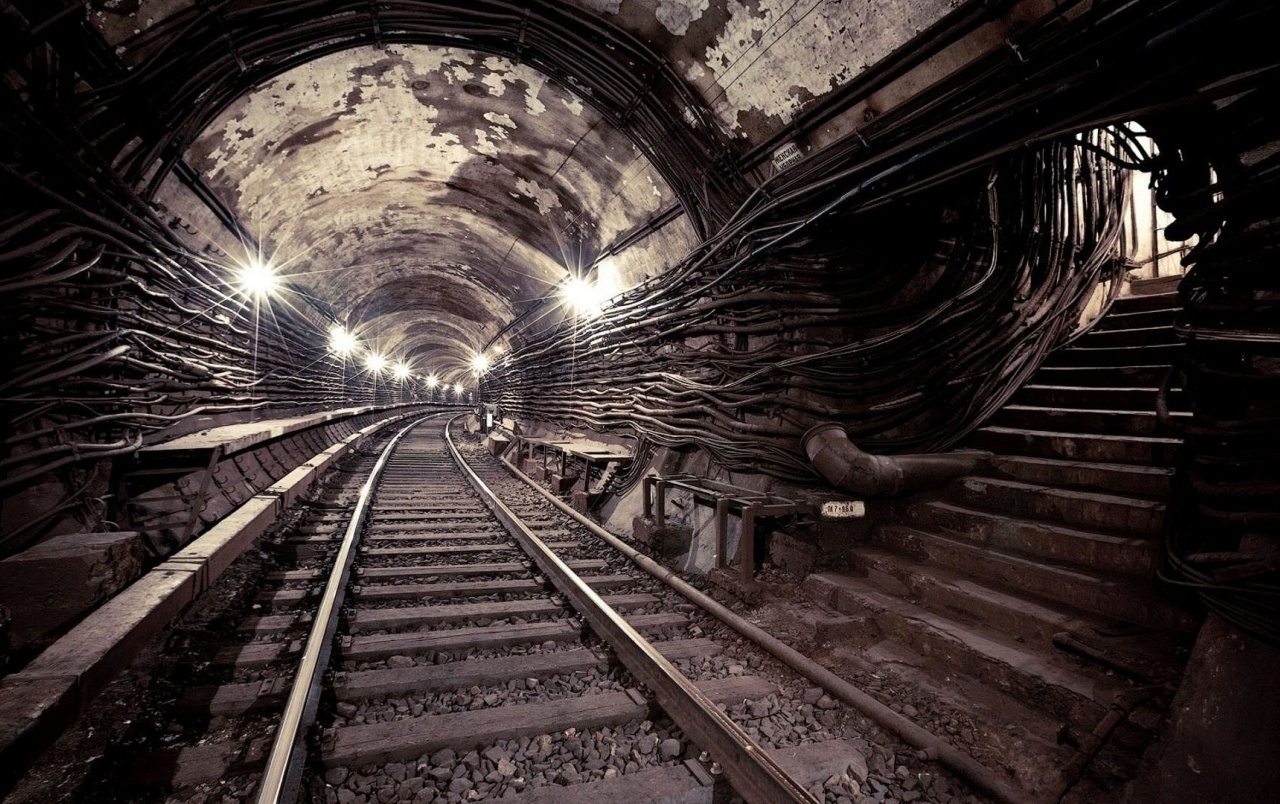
(104, 0, 974, 375)
(700, 0, 961, 129)
(656, 0, 711, 36)
(168, 44, 695, 379)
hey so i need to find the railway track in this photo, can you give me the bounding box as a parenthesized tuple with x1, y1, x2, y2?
(72, 414, 980, 804)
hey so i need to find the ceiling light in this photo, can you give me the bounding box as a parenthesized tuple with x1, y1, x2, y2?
(426, 373, 438, 388)
(236, 260, 278, 300)
(562, 276, 603, 318)
(471, 353, 491, 375)
(364, 352, 386, 373)
(453, 383, 464, 395)
(393, 362, 411, 380)
(329, 326, 358, 355)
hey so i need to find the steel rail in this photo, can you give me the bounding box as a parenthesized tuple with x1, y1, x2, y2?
(443, 418, 817, 804)
(497, 448, 1043, 804)
(255, 412, 456, 804)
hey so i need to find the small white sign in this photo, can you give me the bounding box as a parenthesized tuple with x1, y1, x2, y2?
(772, 141, 804, 171)
(821, 500, 866, 519)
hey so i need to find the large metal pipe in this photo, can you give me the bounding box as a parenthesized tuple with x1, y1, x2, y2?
(801, 422, 985, 497)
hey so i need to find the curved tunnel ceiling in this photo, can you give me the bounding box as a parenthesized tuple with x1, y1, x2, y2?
(173, 44, 697, 381)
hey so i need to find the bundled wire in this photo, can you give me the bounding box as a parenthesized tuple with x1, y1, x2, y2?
(0, 96, 395, 554)
(1145, 57, 1280, 647)
(486, 135, 1131, 480)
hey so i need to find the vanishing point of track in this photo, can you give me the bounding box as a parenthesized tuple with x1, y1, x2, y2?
(256, 413, 817, 804)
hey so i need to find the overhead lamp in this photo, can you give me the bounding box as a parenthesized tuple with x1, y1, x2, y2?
(426, 373, 438, 389)
(562, 276, 603, 318)
(364, 352, 387, 373)
(453, 382, 464, 395)
(470, 352, 491, 375)
(329, 326, 359, 355)
(236, 259, 278, 300)
(392, 362, 411, 380)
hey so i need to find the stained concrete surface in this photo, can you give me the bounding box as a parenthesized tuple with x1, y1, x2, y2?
(0, 533, 146, 649)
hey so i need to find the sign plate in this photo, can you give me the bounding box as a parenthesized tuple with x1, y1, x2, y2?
(820, 500, 866, 519)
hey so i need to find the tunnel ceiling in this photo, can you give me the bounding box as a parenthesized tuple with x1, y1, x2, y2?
(166, 45, 692, 379)
(107, 0, 966, 381)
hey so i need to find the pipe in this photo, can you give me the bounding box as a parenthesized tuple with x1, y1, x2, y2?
(802, 422, 985, 497)
(499, 449, 1042, 804)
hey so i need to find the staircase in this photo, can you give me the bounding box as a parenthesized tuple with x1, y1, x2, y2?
(799, 278, 1197, 799)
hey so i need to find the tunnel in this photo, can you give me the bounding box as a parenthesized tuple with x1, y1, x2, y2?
(1, 2, 1277, 803)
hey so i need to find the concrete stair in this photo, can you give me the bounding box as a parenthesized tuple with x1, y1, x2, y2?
(803, 570, 1122, 726)
(890, 288, 1192, 628)
(986, 455, 1172, 500)
(801, 281, 1194, 764)
(872, 525, 1189, 632)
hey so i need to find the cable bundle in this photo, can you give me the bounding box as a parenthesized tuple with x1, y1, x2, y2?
(486, 136, 1130, 480)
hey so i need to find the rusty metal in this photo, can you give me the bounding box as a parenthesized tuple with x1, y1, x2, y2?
(643, 474, 810, 588)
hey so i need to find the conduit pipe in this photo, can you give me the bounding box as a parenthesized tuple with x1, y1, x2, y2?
(802, 422, 985, 497)
(498, 449, 1041, 804)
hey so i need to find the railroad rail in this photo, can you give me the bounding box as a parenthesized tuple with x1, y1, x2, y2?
(252, 413, 813, 803)
(50, 414, 985, 804)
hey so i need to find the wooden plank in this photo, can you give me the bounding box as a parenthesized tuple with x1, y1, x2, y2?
(255, 589, 311, 608)
(354, 573, 631, 602)
(343, 621, 581, 661)
(265, 568, 324, 582)
(346, 593, 658, 632)
(324, 690, 647, 767)
(361, 540, 578, 556)
(571, 573, 634, 591)
(175, 677, 291, 716)
(624, 613, 688, 632)
(366, 527, 504, 540)
(347, 598, 559, 631)
(366, 530, 499, 542)
(357, 561, 526, 579)
(213, 640, 299, 668)
(362, 543, 515, 556)
(372, 502, 482, 509)
(238, 613, 304, 634)
(335, 649, 603, 700)
(354, 578, 543, 601)
(356, 558, 603, 580)
(371, 512, 490, 522)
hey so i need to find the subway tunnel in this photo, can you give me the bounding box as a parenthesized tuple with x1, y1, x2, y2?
(1, 2, 1278, 803)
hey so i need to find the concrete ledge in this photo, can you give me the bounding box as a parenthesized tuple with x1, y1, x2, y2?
(0, 532, 147, 649)
(169, 496, 279, 589)
(140, 405, 392, 458)
(0, 410, 427, 795)
(12, 567, 198, 703)
(263, 464, 317, 507)
(0, 676, 80, 794)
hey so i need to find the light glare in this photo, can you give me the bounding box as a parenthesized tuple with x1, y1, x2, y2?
(426, 374, 438, 388)
(237, 260, 278, 300)
(364, 352, 386, 373)
(393, 362, 411, 380)
(453, 383, 464, 395)
(562, 276, 604, 318)
(329, 326, 358, 355)
(470, 353, 491, 375)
